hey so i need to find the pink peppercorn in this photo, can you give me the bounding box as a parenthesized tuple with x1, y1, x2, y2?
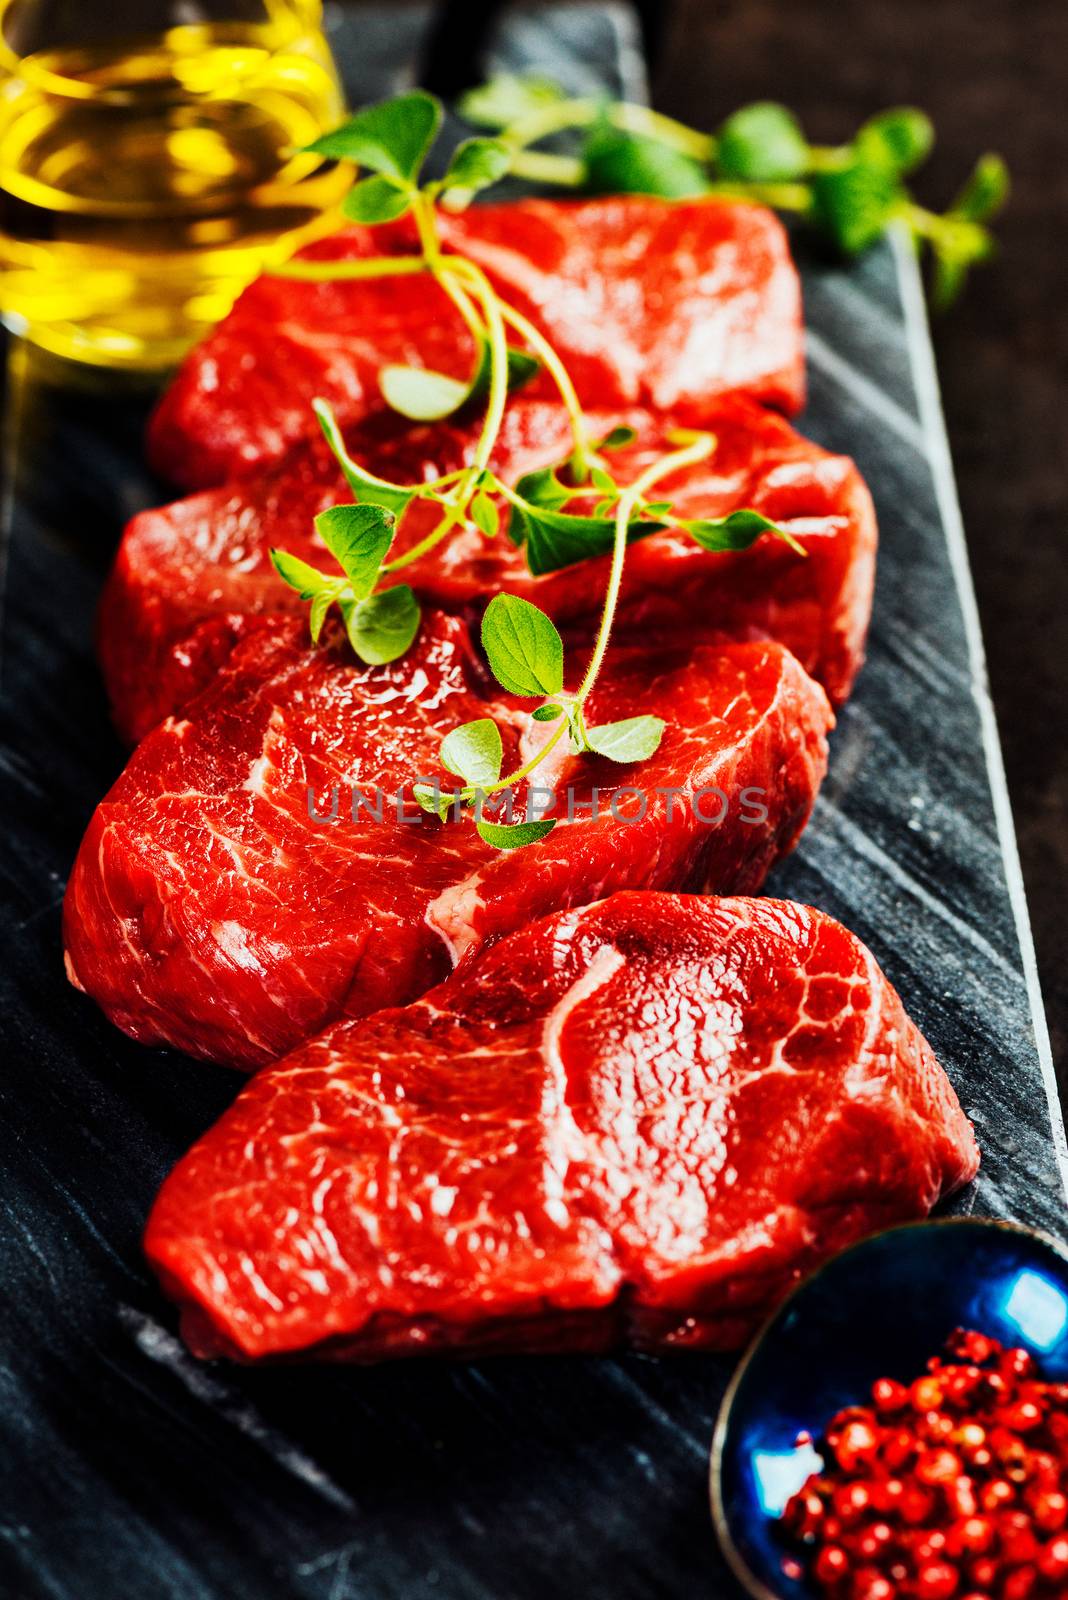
(776, 1329, 1068, 1599)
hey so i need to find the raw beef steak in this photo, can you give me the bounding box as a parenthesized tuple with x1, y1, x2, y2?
(147, 195, 804, 489)
(103, 395, 874, 742)
(64, 615, 832, 1070)
(145, 892, 979, 1363)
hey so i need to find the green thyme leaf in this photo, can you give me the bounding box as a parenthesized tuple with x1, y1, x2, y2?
(855, 108, 934, 176)
(441, 137, 512, 206)
(314, 504, 394, 599)
(481, 594, 564, 697)
(313, 399, 416, 519)
(440, 718, 504, 788)
(684, 508, 790, 552)
(585, 714, 665, 763)
(341, 174, 411, 225)
(459, 75, 566, 129)
(470, 491, 500, 537)
(270, 549, 345, 641)
(413, 782, 456, 821)
(598, 425, 637, 451)
(716, 102, 808, 182)
(812, 158, 901, 254)
(306, 91, 442, 184)
(583, 123, 710, 199)
(269, 548, 333, 599)
(475, 816, 557, 850)
(532, 703, 563, 722)
(950, 153, 1009, 223)
(341, 584, 421, 665)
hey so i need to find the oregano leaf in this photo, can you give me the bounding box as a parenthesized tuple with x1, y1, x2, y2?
(381, 342, 538, 423)
(341, 174, 411, 225)
(481, 594, 564, 697)
(440, 137, 511, 207)
(475, 817, 557, 851)
(812, 158, 901, 254)
(379, 365, 471, 421)
(440, 718, 504, 788)
(583, 124, 710, 199)
(341, 585, 421, 665)
(684, 508, 794, 552)
(470, 491, 500, 537)
(717, 102, 808, 182)
(309, 587, 337, 642)
(532, 703, 563, 722)
(468, 341, 540, 403)
(949, 153, 1009, 224)
(855, 108, 934, 177)
(458, 75, 566, 129)
(413, 782, 454, 821)
(269, 548, 332, 599)
(513, 465, 573, 513)
(585, 714, 665, 763)
(313, 399, 415, 518)
(314, 503, 394, 598)
(510, 502, 665, 576)
(930, 219, 993, 310)
(305, 91, 442, 184)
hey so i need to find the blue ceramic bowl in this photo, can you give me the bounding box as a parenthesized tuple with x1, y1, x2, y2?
(711, 1218, 1068, 1599)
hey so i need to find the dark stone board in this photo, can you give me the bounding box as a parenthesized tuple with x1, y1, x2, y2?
(0, 6, 1062, 1597)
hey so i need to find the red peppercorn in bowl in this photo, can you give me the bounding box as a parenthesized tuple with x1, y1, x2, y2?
(779, 1326, 1068, 1597)
(711, 1220, 1068, 1600)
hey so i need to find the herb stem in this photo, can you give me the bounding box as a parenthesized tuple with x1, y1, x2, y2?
(445, 263, 510, 476)
(474, 285, 590, 459)
(410, 189, 443, 265)
(500, 96, 714, 164)
(272, 254, 428, 282)
(462, 716, 570, 803)
(471, 434, 715, 798)
(575, 434, 715, 703)
(380, 512, 457, 574)
(506, 150, 586, 187)
(704, 180, 814, 212)
(434, 262, 488, 344)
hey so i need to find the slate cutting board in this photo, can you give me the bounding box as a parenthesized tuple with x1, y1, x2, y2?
(0, 5, 1064, 1598)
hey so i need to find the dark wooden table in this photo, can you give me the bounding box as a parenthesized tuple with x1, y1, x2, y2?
(653, 0, 1068, 1080)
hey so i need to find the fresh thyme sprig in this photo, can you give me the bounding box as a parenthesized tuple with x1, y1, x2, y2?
(267, 92, 804, 847)
(460, 77, 1009, 308)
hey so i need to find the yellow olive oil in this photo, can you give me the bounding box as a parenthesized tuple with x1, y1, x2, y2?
(0, 3, 349, 367)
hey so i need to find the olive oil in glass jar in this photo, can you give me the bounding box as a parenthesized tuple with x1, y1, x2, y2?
(0, 0, 349, 368)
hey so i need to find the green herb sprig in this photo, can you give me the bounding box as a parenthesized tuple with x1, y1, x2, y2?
(460, 77, 1009, 307)
(268, 92, 803, 848)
